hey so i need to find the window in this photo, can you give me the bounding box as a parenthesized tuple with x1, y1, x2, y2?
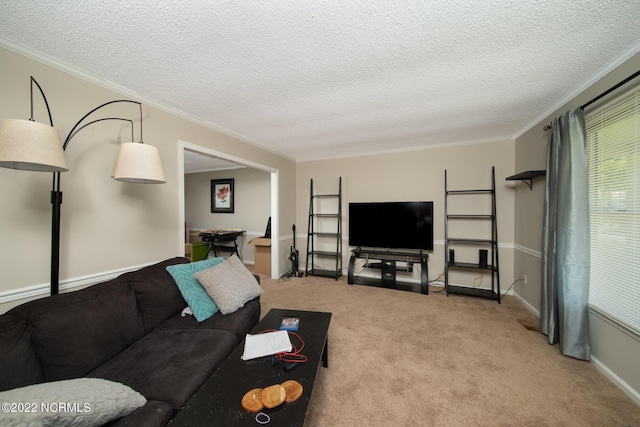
(586, 86, 639, 334)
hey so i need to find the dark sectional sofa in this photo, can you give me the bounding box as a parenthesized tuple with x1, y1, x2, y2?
(0, 257, 261, 426)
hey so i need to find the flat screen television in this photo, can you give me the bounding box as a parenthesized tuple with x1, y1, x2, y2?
(348, 201, 434, 251)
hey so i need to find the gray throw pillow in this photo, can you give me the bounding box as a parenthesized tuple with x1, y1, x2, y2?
(166, 258, 224, 321)
(0, 378, 146, 426)
(195, 255, 263, 315)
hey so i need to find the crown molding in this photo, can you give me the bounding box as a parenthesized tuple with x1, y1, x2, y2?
(514, 40, 640, 140)
(296, 137, 514, 163)
(0, 37, 296, 163)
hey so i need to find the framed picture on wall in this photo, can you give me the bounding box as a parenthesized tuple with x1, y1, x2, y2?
(211, 179, 234, 213)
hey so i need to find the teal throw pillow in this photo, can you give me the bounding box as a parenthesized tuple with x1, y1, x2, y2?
(166, 258, 224, 321)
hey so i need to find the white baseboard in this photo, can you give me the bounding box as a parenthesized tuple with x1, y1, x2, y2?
(513, 292, 540, 317)
(0, 262, 157, 307)
(510, 294, 639, 405)
(590, 355, 640, 405)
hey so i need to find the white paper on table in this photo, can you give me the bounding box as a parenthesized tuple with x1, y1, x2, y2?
(241, 330, 292, 361)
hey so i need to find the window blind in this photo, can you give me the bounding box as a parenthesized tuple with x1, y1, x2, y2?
(586, 87, 640, 334)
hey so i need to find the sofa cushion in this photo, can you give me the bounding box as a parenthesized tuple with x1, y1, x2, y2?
(157, 297, 261, 342)
(8, 283, 145, 381)
(166, 258, 225, 321)
(126, 257, 190, 333)
(0, 378, 146, 427)
(0, 314, 42, 391)
(195, 255, 263, 315)
(89, 328, 238, 409)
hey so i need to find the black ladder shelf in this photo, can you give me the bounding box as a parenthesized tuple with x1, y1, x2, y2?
(305, 177, 342, 280)
(444, 167, 501, 303)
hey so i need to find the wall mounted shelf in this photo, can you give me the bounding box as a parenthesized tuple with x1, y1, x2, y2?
(506, 170, 546, 190)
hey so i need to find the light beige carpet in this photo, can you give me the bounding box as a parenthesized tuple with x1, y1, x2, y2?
(256, 273, 640, 426)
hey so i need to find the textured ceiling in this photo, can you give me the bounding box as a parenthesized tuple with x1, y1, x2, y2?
(1, 1, 640, 161)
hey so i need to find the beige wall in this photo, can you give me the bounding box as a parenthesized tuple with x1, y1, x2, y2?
(0, 45, 295, 311)
(514, 52, 640, 401)
(185, 167, 271, 263)
(296, 139, 515, 287)
(2, 39, 637, 403)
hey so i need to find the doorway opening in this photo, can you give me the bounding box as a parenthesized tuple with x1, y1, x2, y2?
(177, 140, 279, 278)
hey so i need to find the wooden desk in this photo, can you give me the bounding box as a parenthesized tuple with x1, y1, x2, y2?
(199, 230, 245, 259)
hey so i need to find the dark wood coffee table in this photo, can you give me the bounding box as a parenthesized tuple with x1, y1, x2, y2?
(169, 308, 332, 426)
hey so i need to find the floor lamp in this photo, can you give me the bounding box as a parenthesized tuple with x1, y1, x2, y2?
(0, 76, 166, 295)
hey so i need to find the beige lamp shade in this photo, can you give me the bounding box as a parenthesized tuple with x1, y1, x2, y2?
(0, 119, 68, 172)
(112, 142, 166, 184)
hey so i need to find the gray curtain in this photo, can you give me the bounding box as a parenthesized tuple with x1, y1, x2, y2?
(540, 108, 591, 360)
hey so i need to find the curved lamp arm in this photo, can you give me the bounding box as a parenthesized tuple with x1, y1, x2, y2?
(65, 117, 134, 146)
(63, 100, 141, 150)
(30, 76, 54, 126)
(53, 101, 140, 192)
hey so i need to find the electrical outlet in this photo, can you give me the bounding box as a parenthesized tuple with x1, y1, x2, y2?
(523, 274, 528, 285)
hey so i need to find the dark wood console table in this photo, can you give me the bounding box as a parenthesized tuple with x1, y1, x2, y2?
(347, 248, 429, 294)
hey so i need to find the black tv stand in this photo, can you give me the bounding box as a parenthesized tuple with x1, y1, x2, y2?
(347, 247, 429, 294)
